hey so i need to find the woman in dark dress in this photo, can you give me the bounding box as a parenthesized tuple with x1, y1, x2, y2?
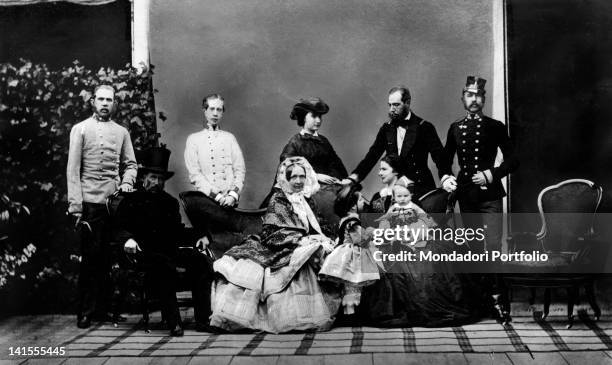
(263, 97, 348, 232)
(280, 97, 347, 182)
(359, 156, 483, 327)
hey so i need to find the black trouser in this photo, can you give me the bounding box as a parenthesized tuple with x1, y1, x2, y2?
(176, 248, 214, 325)
(459, 198, 505, 314)
(458, 198, 503, 253)
(142, 252, 181, 328)
(77, 203, 113, 319)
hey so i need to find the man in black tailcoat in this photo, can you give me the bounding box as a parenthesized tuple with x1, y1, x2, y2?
(116, 147, 214, 336)
(342, 86, 449, 200)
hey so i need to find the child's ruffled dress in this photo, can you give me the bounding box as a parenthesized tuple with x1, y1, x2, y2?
(319, 213, 380, 314)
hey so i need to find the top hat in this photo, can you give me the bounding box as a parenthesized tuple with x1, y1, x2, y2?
(463, 76, 487, 95)
(139, 147, 174, 179)
(290, 97, 330, 120)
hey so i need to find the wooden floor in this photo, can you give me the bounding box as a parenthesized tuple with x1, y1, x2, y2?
(0, 285, 612, 365)
(1, 351, 612, 365)
(3, 311, 612, 365)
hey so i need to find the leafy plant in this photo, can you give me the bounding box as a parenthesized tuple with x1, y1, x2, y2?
(0, 59, 160, 315)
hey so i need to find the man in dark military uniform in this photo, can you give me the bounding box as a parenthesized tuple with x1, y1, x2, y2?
(116, 147, 214, 336)
(440, 76, 519, 252)
(342, 86, 448, 200)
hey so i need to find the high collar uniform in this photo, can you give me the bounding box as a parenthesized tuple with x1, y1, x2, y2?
(440, 114, 518, 203)
(184, 125, 246, 199)
(66, 115, 137, 213)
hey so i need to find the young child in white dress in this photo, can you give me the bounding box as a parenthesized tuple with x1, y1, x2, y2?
(319, 184, 379, 315)
(377, 176, 437, 248)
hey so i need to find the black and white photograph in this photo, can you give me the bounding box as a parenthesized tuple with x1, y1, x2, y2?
(2, 0, 612, 363)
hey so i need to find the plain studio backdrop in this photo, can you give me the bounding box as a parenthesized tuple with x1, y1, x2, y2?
(150, 0, 494, 209)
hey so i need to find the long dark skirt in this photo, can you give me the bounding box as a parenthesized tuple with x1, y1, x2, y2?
(359, 240, 483, 327)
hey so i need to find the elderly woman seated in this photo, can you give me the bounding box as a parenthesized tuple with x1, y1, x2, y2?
(210, 157, 341, 333)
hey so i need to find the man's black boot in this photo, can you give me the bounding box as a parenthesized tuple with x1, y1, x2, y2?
(170, 323, 184, 337)
(77, 315, 92, 329)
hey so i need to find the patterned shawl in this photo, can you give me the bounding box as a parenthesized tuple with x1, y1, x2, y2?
(223, 157, 325, 269)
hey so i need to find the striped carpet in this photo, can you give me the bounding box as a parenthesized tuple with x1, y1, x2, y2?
(59, 311, 612, 357)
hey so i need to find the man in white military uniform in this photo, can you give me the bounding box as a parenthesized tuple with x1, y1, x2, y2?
(66, 84, 137, 329)
(184, 94, 246, 208)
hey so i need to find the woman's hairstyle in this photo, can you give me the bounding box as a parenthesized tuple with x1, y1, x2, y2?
(285, 163, 305, 181)
(334, 183, 363, 217)
(275, 156, 319, 197)
(292, 108, 309, 127)
(381, 154, 404, 176)
(290, 97, 329, 127)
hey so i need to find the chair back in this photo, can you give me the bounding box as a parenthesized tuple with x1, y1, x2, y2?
(180, 191, 268, 256)
(179, 191, 266, 233)
(418, 188, 456, 227)
(537, 179, 602, 252)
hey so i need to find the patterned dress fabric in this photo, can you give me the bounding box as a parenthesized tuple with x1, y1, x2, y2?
(320, 215, 379, 286)
(319, 215, 380, 314)
(210, 157, 341, 333)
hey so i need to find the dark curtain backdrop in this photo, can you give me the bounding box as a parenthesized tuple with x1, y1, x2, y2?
(0, 0, 130, 69)
(507, 0, 612, 231)
(150, 0, 495, 209)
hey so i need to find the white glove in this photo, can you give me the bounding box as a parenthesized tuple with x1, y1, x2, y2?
(196, 236, 210, 251)
(124, 238, 141, 254)
(441, 175, 457, 192)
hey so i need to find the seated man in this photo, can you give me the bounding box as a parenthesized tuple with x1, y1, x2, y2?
(116, 147, 214, 336)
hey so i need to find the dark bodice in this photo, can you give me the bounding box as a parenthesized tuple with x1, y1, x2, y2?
(280, 133, 348, 179)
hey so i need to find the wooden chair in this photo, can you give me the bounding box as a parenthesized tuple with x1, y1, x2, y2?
(418, 188, 457, 227)
(503, 179, 603, 328)
(107, 192, 211, 332)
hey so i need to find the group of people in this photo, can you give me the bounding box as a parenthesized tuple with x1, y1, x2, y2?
(66, 75, 518, 336)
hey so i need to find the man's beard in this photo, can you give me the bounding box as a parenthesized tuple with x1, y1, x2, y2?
(389, 108, 408, 122)
(95, 108, 111, 120)
(144, 184, 163, 193)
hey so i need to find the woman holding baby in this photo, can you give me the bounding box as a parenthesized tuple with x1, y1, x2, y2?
(356, 154, 484, 327)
